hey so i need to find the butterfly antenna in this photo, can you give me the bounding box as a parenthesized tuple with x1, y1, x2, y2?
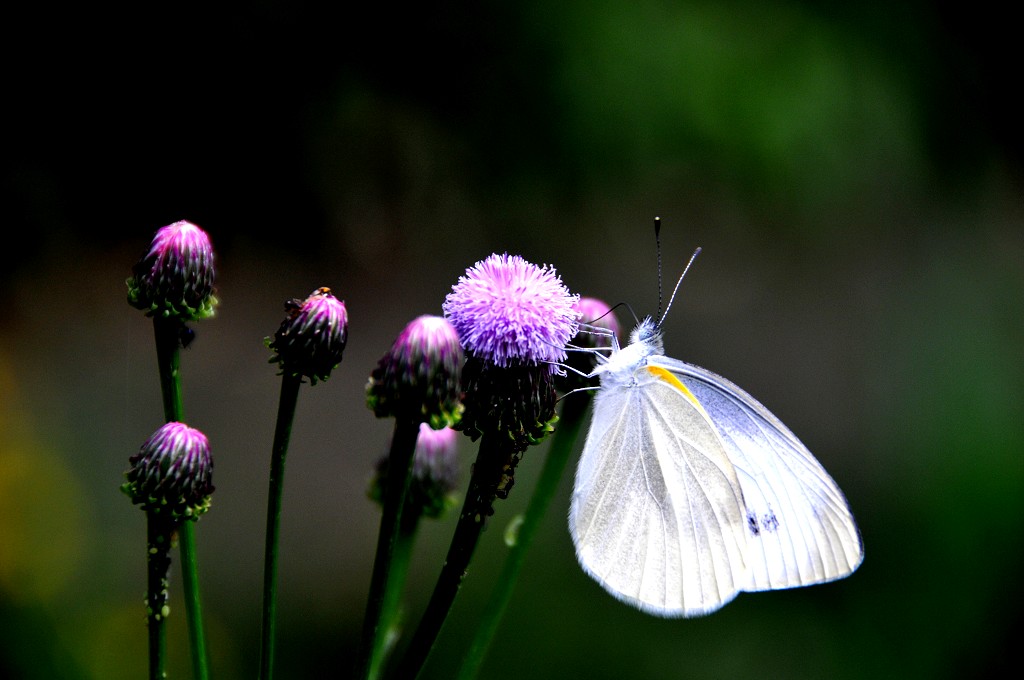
(658, 246, 702, 328)
(654, 216, 664, 321)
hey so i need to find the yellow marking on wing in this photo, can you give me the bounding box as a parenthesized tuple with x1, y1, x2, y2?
(646, 365, 707, 414)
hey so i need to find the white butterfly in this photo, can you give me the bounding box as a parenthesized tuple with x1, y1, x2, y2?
(569, 315, 863, 617)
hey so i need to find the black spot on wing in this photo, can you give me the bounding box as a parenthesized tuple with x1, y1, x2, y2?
(747, 508, 780, 536)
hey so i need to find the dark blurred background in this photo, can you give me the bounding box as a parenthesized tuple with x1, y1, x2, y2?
(2, 1, 1020, 678)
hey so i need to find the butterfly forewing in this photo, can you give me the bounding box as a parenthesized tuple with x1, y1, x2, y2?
(661, 358, 864, 591)
(571, 364, 750, 616)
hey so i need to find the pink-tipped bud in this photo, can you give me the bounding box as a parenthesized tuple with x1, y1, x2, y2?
(127, 220, 218, 321)
(366, 315, 463, 429)
(122, 422, 215, 521)
(369, 424, 460, 519)
(267, 287, 349, 384)
(559, 297, 621, 391)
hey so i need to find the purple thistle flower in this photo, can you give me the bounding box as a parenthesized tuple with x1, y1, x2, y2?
(366, 315, 464, 429)
(369, 424, 461, 518)
(127, 220, 218, 322)
(268, 287, 349, 385)
(122, 422, 215, 521)
(443, 253, 580, 370)
(443, 253, 580, 493)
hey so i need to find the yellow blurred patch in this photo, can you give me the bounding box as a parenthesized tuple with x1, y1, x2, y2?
(0, 352, 88, 605)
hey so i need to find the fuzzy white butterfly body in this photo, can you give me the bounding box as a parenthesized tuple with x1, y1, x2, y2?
(570, 317, 863, 616)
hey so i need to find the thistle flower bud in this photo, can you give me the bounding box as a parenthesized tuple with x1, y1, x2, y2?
(574, 297, 621, 350)
(127, 220, 218, 322)
(559, 296, 621, 392)
(267, 287, 349, 385)
(369, 424, 460, 518)
(366, 315, 463, 429)
(122, 422, 214, 521)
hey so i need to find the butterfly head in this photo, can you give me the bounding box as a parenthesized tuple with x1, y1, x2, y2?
(595, 317, 664, 379)
(628, 317, 664, 356)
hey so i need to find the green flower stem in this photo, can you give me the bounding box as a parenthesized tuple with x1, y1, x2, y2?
(152, 317, 210, 680)
(394, 430, 505, 679)
(372, 500, 422, 677)
(357, 419, 422, 680)
(146, 513, 174, 680)
(259, 372, 302, 680)
(177, 523, 208, 680)
(153, 318, 184, 424)
(455, 391, 592, 679)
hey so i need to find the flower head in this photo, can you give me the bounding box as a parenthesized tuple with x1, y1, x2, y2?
(366, 315, 463, 429)
(122, 422, 214, 521)
(441, 253, 579, 468)
(369, 424, 460, 519)
(442, 253, 580, 370)
(127, 220, 218, 321)
(268, 287, 349, 384)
